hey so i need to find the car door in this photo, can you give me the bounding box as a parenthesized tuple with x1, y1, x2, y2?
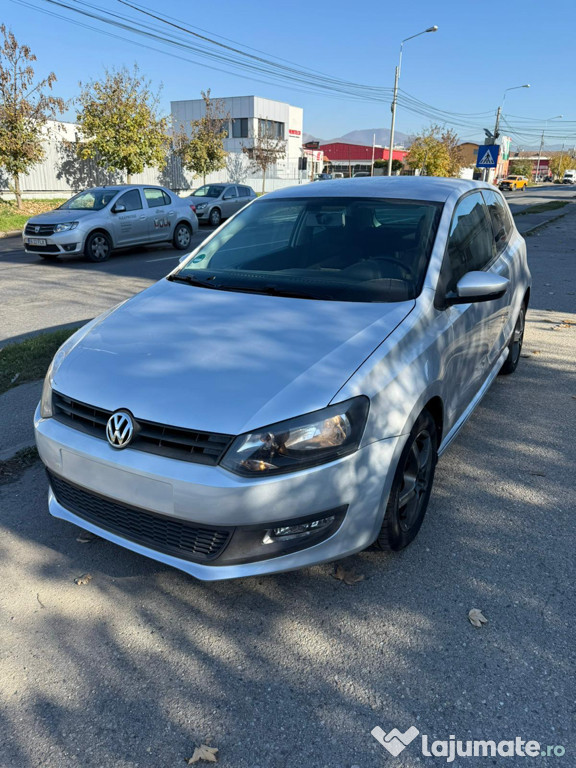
(481, 188, 518, 365)
(144, 188, 176, 242)
(220, 186, 241, 218)
(436, 191, 502, 423)
(109, 189, 148, 246)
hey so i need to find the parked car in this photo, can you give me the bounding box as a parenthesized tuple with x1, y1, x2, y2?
(23, 185, 198, 262)
(332, 172, 344, 179)
(562, 170, 576, 184)
(35, 178, 530, 581)
(353, 171, 371, 178)
(190, 184, 257, 225)
(498, 175, 528, 191)
(314, 173, 333, 181)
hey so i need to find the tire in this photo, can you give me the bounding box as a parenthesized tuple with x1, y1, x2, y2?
(500, 304, 525, 375)
(172, 222, 192, 250)
(84, 231, 112, 262)
(374, 410, 438, 552)
(208, 207, 222, 227)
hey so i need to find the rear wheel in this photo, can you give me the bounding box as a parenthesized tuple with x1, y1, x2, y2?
(209, 207, 222, 227)
(84, 231, 112, 262)
(374, 410, 438, 552)
(173, 222, 192, 250)
(500, 304, 525, 375)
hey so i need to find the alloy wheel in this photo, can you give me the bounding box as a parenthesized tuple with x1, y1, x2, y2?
(397, 429, 434, 532)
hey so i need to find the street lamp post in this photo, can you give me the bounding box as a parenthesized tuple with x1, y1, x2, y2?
(387, 25, 438, 177)
(535, 115, 563, 182)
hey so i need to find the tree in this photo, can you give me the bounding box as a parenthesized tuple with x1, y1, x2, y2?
(243, 120, 286, 194)
(0, 26, 64, 207)
(76, 65, 169, 183)
(406, 125, 462, 177)
(174, 90, 229, 185)
(374, 158, 403, 173)
(508, 160, 533, 178)
(548, 152, 576, 180)
(226, 151, 250, 184)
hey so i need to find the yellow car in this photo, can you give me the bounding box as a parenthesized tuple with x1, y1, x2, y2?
(499, 175, 529, 191)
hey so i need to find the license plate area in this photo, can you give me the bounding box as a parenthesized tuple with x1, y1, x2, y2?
(27, 238, 47, 246)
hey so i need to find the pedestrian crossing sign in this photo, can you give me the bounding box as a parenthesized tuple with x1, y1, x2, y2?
(476, 145, 500, 168)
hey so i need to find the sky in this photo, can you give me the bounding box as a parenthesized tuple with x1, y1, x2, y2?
(3, 0, 576, 150)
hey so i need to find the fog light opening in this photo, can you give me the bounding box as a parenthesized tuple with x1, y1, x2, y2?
(262, 515, 335, 544)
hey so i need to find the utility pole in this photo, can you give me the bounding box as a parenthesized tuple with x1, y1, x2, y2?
(536, 115, 563, 182)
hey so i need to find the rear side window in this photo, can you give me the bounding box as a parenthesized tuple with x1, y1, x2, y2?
(482, 189, 514, 252)
(116, 189, 142, 211)
(445, 192, 496, 291)
(144, 188, 171, 207)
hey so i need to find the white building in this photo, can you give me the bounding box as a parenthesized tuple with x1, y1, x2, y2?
(171, 95, 304, 185)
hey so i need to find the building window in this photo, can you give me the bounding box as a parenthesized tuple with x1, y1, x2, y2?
(258, 119, 284, 140)
(232, 118, 248, 139)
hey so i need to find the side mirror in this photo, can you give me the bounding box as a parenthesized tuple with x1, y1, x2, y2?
(112, 203, 126, 214)
(446, 271, 509, 306)
(178, 254, 189, 263)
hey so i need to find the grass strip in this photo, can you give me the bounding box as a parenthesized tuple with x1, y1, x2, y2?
(0, 198, 67, 232)
(515, 201, 569, 216)
(0, 327, 79, 395)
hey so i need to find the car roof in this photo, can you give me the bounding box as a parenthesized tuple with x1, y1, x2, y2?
(265, 176, 497, 203)
(81, 184, 170, 193)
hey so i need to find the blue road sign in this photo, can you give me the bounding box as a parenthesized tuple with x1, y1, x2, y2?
(476, 145, 500, 168)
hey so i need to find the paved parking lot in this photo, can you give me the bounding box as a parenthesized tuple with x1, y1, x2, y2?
(0, 199, 575, 768)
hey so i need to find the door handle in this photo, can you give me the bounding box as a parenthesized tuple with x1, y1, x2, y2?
(139, 215, 146, 220)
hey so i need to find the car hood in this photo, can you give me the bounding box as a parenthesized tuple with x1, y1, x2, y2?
(53, 280, 414, 435)
(27, 209, 100, 224)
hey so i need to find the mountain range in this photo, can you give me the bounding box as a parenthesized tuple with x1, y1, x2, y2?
(303, 128, 412, 147)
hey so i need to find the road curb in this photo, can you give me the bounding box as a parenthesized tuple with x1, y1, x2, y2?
(0, 230, 22, 239)
(522, 212, 569, 236)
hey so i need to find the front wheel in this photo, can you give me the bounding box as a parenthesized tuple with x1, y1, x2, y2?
(500, 305, 525, 375)
(173, 222, 192, 250)
(84, 232, 112, 262)
(374, 410, 438, 552)
(208, 207, 222, 227)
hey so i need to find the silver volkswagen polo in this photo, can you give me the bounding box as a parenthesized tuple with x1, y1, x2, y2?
(34, 178, 530, 580)
(23, 185, 198, 262)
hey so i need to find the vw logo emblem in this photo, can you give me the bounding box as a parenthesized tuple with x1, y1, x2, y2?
(106, 410, 134, 449)
(34, 226, 40, 233)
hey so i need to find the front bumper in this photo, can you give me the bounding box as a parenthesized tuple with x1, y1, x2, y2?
(23, 231, 84, 255)
(35, 405, 402, 580)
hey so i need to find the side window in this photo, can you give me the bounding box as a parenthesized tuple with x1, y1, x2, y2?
(224, 186, 238, 198)
(481, 189, 514, 252)
(115, 189, 142, 212)
(144, 188, 170, 208)
(238, 186, 251, 198)
(445, 192, 496, 291)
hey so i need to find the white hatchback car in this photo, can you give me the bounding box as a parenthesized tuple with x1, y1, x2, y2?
(35, 178, 530, 580)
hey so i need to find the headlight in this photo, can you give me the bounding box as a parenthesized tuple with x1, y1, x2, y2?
(220, 397, 369, 476)
(40, 362, 54, 418)
(54, 222, 79, 233)
(195, 203, 207, 210)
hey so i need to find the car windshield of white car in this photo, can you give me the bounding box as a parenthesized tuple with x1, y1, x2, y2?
(192, 185, 225, 198)
(175, 197, 443, 302)
(59, 189, 119, 211)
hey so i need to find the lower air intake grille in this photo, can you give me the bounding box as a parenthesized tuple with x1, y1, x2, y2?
(48, 472, 232, 562)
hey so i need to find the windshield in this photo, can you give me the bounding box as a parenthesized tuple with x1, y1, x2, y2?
(59, 189, 119, 211)
(174, 196, 443, 302)
(192, 185, 225, 198)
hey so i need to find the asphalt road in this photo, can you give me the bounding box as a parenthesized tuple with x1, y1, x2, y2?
(0, 224, 216, 345)
(1, 184, 575, 345)
(0, 205, 574, 765)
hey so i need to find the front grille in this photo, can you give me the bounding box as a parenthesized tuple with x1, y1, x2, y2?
(25, 243, 60, 253)
(48, 471, 232, 562)
(52, 391, 233, 466)
(25, 223, 57, 235)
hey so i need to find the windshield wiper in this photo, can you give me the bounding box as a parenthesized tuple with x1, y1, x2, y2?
(167, 273, 219, 289)
(214, 284, 330, 300)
